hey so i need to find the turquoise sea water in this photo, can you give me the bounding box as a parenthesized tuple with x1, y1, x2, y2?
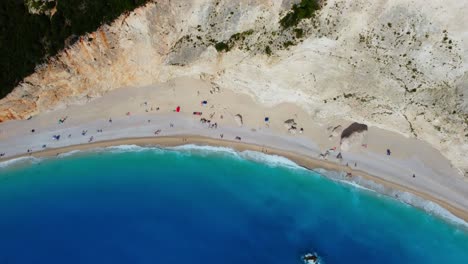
(0, 145, 467, 263)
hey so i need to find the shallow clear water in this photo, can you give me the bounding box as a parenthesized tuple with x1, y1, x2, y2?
(0, 146, 467, 263)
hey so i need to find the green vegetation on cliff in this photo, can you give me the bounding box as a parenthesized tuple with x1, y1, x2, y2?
(0, 0, 149, 98)
(279, 0, 320, 29)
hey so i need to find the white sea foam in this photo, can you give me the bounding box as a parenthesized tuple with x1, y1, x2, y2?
(57, 150, 82, 158)
(314, 168, 375, 192)
(315, 168, 468, 228)
(168, 144, 303, 169)
(104, 144, 148, 152)
(393, 191, 468, 227)
(239, 150, 303, 169)
(0, 156, 41, 169)
(358, 181, 467, 227)
(168, 144, 238, 156)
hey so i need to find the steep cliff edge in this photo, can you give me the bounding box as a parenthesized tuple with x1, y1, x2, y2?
(1, 0, 467, 175)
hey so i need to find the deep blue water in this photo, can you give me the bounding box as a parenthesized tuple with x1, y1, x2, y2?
(0, 146, 467, 264)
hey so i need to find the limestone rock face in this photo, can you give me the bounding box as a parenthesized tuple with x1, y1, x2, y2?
(1, 0, 467, 175)
(340, 123, 368, 151)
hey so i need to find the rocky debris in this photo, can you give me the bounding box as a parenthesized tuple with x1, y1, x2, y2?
(284, 119, 297, 129)
(284, 118, 299, 133)
(340, 122, 368, 151)
(234, 114, 243, 126)
(210, 83, 221, 94)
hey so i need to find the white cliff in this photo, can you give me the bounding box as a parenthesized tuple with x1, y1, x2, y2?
(1, 0, 467, 175)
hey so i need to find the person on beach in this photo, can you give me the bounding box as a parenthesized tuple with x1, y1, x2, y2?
(89, 136, 94, 143)
(82, 130, 88, 136)
(413, 174, 416, 178)
(387, 149, 391, 155)
(109, 118, 112, 123)
(58, 116, 68, 124)
(235, 136, 241, 141)
(31, 129, 35, 133)
(154, 129, 161, 135)
(220, 134, 224, 139)
(0, 153, 5, 157)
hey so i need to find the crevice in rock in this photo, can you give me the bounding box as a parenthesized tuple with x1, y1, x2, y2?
(403, 113, 417, 137)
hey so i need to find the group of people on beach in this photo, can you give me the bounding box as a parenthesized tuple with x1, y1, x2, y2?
(141, 101, 160, 113)
(0, 99, 422, 186)
(199, 118, 218, 129)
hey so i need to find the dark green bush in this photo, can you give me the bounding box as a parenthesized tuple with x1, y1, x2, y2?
(279, 0, 320, 29)
(215, 42, 229, 52)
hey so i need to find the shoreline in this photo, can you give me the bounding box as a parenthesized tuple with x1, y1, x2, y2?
(3, 134, 468, 224)
(1, 78, 467, 228)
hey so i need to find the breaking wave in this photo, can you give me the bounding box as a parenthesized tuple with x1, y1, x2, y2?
(0, 156, 42, 169)
(314, 168, 468, 228)
(168, 144, 302, 169)
(57, 150, 82, 158)
(239, 150, 303, 169)
(167, 144, 238, 156)
(103, 144, 150, 153)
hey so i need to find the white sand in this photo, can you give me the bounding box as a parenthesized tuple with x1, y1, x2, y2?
(0, 77, 467, 221)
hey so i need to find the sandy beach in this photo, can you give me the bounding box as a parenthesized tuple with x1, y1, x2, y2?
(0, 77, 467, 222)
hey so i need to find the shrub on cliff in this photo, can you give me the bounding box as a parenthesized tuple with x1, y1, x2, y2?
(279, 0, 320, 29)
